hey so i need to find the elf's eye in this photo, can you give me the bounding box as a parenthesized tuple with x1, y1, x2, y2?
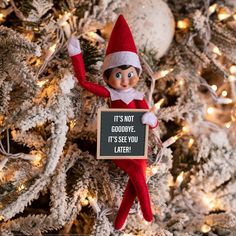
(115, 72, 122, 79)
(128, 71, 134, 79)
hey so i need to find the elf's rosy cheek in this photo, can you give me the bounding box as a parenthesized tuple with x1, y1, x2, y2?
(129, 76, 139, 87)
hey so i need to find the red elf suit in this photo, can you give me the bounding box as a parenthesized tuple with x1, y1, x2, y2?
(68, 15, 158, 230)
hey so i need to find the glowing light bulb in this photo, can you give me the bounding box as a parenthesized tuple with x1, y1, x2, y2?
(162, 133, 183, 148)
(201, 224, 211, 233)
(32, 153, 42, 166)
(233, 13, 236, 20)
(0, 215, 4, 221)
(0, 13, 4, 21)
(202, 194, 221, 210)
(81, 199, 89, 206)
(217, 7, 231, 21)
(172, 135, 179, 142)
(225, 122, 231, 128)
(154, 98, 165, 110)
(151, 166, 158, 175)
(45, 43, 57, 60)
(188, 138, 194, 148)
(230, 65, 236, 74)
(18, 184, 25, 191)
(49, 44, 57, 53)
(65, 12, 72, 17)
(221, 90, 227, 97)
(176, 171, 184, 187)
(179, 79, 184, 86)
(35, 59, 41, 66)
(182, 125, 190, 134)
(211, 84, 217, 91)
(212, 46, 222, 56)
(208, 4, 218, 15)
(69, 119, 76, 129)
(207, 107, 215, 115)
(11, 130, 16, 139)
(37, 79, 48, 87)
(160, 70, 170, 77)
(177, 18, 190, 29)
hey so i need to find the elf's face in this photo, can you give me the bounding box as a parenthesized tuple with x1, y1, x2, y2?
(106, 66, 139, 90)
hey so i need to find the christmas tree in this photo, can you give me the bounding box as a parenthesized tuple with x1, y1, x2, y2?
(0, 0, 236, 235)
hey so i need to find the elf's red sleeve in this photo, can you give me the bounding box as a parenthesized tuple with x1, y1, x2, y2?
(71, 54, 110, 98)
(136, 99, 158, 129)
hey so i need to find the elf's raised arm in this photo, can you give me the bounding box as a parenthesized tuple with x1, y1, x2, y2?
(67, 37, 110, 98)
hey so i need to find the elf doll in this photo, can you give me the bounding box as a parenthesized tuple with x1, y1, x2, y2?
(67, 15, 158, 230)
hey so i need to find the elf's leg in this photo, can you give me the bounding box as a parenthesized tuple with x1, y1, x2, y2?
(113, 159, 153, 222)
(114, 178, 136, 230)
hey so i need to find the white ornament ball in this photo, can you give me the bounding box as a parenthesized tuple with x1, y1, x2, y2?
(118, 0, 175, 59)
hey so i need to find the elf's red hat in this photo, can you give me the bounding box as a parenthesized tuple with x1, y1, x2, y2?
(102, 15, 142, 75)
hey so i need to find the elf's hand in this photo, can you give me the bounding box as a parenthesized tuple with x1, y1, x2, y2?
(142, 112, 158, 128)
(67, 36, 81, 56)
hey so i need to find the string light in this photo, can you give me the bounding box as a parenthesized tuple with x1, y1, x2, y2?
(211, 84, 217, 91)
(154, 98, 165, 111)
(45, 43, 57, 60)
(176, 171, 184, 187)
(24, 32, 34, 41)
(35, 59, 41, 66)
(146, 166, 158, 177)
(18, 184, 25, 192)
(217, 7, 231, 21)
(229, 65, 236, 74)
(177, 18, 190, 29)
(0, 215, 4, 221)
(49, 44, 57, 54)
(88, 196, 100, 213)
(212, 46, 222, 56)
(88, 31, 97, 38)
(202, 194, 221, 210)
(179, 79, 184, 86)
(225, 122, 231, 128)
(81, 199, 89, 206)
(202, 195, 214, 209)
(69, 119, 76, 129)
(182, 125, 190, 134)
(57, 12, 72, 38)
(207, 107, 215, 115)
(155, 69, 173, 79)
(0, 115, 4, 126)
(87, 31, 105, 43)
(208, 4, 218, 15)
(201, 224, 211, 233)
(151, 166, 158, 175)
(221, 90, 227, 97)
(233, 13, 236, 20)
(37, 79, 48, 87)
(57, 12, 72, 26)
(0, 13, 5, 22)
(31, 153, 42, 166)
(162, 132, 183, 148)
(188, 138, 194, 148)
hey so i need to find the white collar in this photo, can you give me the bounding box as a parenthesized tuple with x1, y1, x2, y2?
(106, 87, 144, 104)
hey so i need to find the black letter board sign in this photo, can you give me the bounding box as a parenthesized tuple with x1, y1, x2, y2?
(97, 108, 149, 159)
